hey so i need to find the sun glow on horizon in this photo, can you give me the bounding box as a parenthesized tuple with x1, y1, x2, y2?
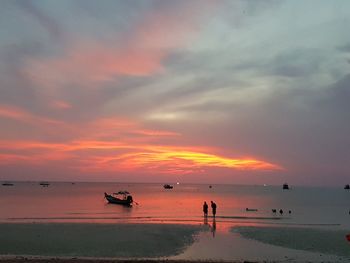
(0, 139, 282, 175)
(108, 148, 282, 173)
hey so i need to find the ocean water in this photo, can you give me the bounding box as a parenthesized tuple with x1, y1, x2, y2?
(0, 182, 349, 227)
(1, 182, 349, 261)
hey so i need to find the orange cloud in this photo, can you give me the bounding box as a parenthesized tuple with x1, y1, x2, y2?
(132, 129, 180, 137)
(0, 105, 63, 125)
(0, 138, 282, 175)
(98, 145, 282, 173)
(0, 153, 32, 164)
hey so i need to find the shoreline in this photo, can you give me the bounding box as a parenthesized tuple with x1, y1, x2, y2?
(0, 256, 274, 263)
(0, 223, 349, 262)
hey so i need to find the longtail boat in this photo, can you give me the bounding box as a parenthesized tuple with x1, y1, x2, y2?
(104, 191, 133, 206)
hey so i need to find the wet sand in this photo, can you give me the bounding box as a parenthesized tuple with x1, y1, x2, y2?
(0, 258, 253, 263)
(0, 223, 202, 258)
(233, 226, 350, 258)
(1, 223, 349, 262)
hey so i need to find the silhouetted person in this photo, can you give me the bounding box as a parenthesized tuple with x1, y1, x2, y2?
(211, 201, 217, 217)
(288, 210, 291, 214)
(279, 209, 283, 215)
(272, 209, 277, 213)
(203, 201, 208, 217)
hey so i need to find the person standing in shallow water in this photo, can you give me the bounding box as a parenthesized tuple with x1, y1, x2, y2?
(211, 201, 217, 217)
(203, 201, 208, 217)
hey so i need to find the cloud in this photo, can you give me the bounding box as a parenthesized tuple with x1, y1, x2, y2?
(0, 105, 63, 125)
(0, 138, 282, 175)
(337, 43, 350, 52)
(51, 100, 72, 110)
(24, 1, 215, 89)
(15, 0, 63, 40)
(0, 110, 282, 177)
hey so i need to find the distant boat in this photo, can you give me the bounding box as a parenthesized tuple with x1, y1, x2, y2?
(209, 185, 212, 188)
(283, 183, 289, 190)
(104, 191, 133, 206)
(39, 182, 50, 187)
(345, 184, 350, 190)
(246, 208, 258, 212)
(2, 182, 14, 186)
(163, 184, 173, 189)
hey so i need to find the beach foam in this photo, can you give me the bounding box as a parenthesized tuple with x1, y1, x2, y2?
(232, 226, 350, 258)
(0, 223, 202, 258)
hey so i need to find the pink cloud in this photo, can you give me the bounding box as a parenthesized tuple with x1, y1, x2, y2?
(24, 2, 215, 88)
(0, 105, 63, 125)
(51, 100, 72, 110)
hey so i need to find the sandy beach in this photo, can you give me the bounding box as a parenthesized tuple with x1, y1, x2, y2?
(0, 223, 202, 258)
(0, 258, 252, 263)
(1, 222, 349, 263)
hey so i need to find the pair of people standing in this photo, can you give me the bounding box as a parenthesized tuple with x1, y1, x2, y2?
(203, 201, 217, 217)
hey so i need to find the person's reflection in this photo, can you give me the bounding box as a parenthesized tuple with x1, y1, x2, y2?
(211, 217, 216, 237)
(203, 215, 208, 226)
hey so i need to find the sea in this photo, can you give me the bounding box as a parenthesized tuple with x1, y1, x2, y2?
(0, 182, 349, 226)
(0, 182, 349, 261)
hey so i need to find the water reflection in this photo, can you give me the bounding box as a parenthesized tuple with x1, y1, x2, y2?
(203, 215, 208, 226)
(211, 217, 216, 237)
(204, 216, 217, 238)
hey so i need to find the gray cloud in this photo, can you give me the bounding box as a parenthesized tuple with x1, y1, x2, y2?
(337, 43, 350, 53)
(15, 0, 63, 40)
(266, 48, 325, 78)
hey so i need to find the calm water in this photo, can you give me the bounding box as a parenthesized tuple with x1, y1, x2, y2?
(0, 182, 349, 228)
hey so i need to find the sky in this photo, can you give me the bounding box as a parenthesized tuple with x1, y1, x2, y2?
(0, 0, 349, 185)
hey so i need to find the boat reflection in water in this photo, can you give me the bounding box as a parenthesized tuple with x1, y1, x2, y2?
(104, 191, 133, 206)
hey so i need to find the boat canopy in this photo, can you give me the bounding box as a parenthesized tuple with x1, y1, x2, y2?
(113, 191, 130, 195)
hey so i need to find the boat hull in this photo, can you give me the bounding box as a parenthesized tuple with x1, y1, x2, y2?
(104, 193, 132, 206)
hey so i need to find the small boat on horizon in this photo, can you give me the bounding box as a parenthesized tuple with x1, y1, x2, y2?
(345, 184, 350, 190)
(163, 184, 173, 189)
(246, 208, 258, 212)
(39, 182, 50, 187)
(2, 182, 14, 186)
(104, 191, 133, 206)
(283, 183, 290, 190)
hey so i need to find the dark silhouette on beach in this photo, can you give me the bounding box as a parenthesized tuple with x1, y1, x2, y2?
(203, 201, 208, 217)
(279, 209, 283, 215)
(211, 201, 217, 217)
(272, 209, 277, 213)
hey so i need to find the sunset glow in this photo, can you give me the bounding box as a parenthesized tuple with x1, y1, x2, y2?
(1, 1, 349, 185)
(0, 139, 281, 175)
